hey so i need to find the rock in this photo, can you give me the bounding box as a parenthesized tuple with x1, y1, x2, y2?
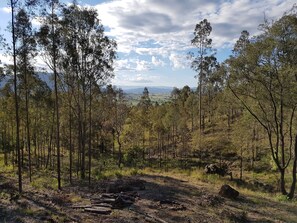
(219, 185, 239, 199)
(204, 164, 227, 176)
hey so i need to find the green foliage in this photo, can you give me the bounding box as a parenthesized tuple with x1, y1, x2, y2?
(124, 146, 145, 168)
(276, 194, 291, 202)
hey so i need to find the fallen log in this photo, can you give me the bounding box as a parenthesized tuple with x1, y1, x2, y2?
(92, 203, 113, 208)
(84, 207, 112, 215)
(91, 198, 116, 204)
(72, 204, 92, 209)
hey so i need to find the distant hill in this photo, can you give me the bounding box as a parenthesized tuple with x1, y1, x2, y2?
(120, 86, 174, 95)
(0, 72, 53, 89)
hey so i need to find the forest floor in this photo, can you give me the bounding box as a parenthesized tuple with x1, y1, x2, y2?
(1, 169, 297, 223)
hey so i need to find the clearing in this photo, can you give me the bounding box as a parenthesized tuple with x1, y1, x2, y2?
(0, 170, 297, 223)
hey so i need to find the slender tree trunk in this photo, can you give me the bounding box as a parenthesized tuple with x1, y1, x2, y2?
(117, 131, 122, 168)
(112, 129, 115, 156)
(46, 113, 54, 169)
(280, 168, 287, 195)
(81, 85, 86, 180)
(191, 101, 194, 132)
(287, 135, 297, 199)
(25, 76, 32, 179)
(77, 82, 82, 178)
(199, 76, 202, 132)
(69, 98, 72, 184)
(23, 57, 32, 181)
(11, 0, 22, 193)
(240, 146, 243, 180)
(88, 84, 92, 185)
(2, 130, 8, 166)
(21, 128, 24, 167)
(51, 1, 61, 190)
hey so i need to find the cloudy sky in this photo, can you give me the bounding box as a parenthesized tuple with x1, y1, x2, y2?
(0, 0, 295, 88)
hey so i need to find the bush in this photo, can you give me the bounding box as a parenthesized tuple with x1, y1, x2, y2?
(124, 146, 145, 168)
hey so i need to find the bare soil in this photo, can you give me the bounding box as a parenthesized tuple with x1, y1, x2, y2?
(0, 173, 296, 223)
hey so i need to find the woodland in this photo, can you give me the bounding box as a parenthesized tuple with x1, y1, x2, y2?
(1, 0, 297, 222)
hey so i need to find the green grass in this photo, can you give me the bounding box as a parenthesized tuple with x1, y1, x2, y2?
(93, 167, 143, 180)
(30, 169, 65, 190)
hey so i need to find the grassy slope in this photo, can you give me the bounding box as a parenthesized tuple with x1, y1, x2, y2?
(0, 158, 297, 223)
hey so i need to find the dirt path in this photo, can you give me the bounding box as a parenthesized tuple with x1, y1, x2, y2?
(0, 173, 296, 222)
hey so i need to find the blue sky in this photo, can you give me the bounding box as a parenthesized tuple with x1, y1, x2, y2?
(0, 0, 295, 88)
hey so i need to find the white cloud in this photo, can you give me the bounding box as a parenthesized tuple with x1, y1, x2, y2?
(132, 73, 154, 83)
(0, 54, 12, 65)
(2, 0, 294, 87)
(169, 53, 189, 70)
(152, 56, 165, 67)
(115, 59, 133, 71)
(115, 56, 165, 73)
(112, 73, 160, 85)
(135, 60, 152, 72)
(92, 0, 296, 71)
(32, 17, 41, 26)
(1, 7, 11, 14)
(115, 58, 152, 72)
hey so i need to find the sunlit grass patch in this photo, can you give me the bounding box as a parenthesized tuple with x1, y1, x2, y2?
(93, 167, 144, 181)
(30, 169, 61, 190)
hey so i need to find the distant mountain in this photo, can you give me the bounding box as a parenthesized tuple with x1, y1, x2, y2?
(120, 86, 174, 94)
(0, 72, 53, 89)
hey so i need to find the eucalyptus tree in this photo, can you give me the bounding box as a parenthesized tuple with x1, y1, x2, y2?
(203, 56, 219, 125)
(190, 19, 213, 131)
(232, 30, 250, 56)
(37, 0, 62, 189)
(228, 11, 297, 198)
(138, 87, 152, 158)
(15, 7, 36, 182)
(8, 0, 22, 193)
(59, 3, 116, 180)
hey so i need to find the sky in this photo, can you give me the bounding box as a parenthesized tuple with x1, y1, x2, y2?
(0, 0, 296, 88)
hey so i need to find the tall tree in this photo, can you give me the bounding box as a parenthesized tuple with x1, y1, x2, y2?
(190, 19, 213, 132)
(15, 7, 36, 182)
(37, 0, 62, 189)
(138, 87, 152, 159)
(228, 11, 297, 198)
(59, 2, 116, 180)
(10, 0, 22, 193)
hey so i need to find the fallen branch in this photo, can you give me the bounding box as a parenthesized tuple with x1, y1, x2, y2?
(129, 207, 169, 223)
